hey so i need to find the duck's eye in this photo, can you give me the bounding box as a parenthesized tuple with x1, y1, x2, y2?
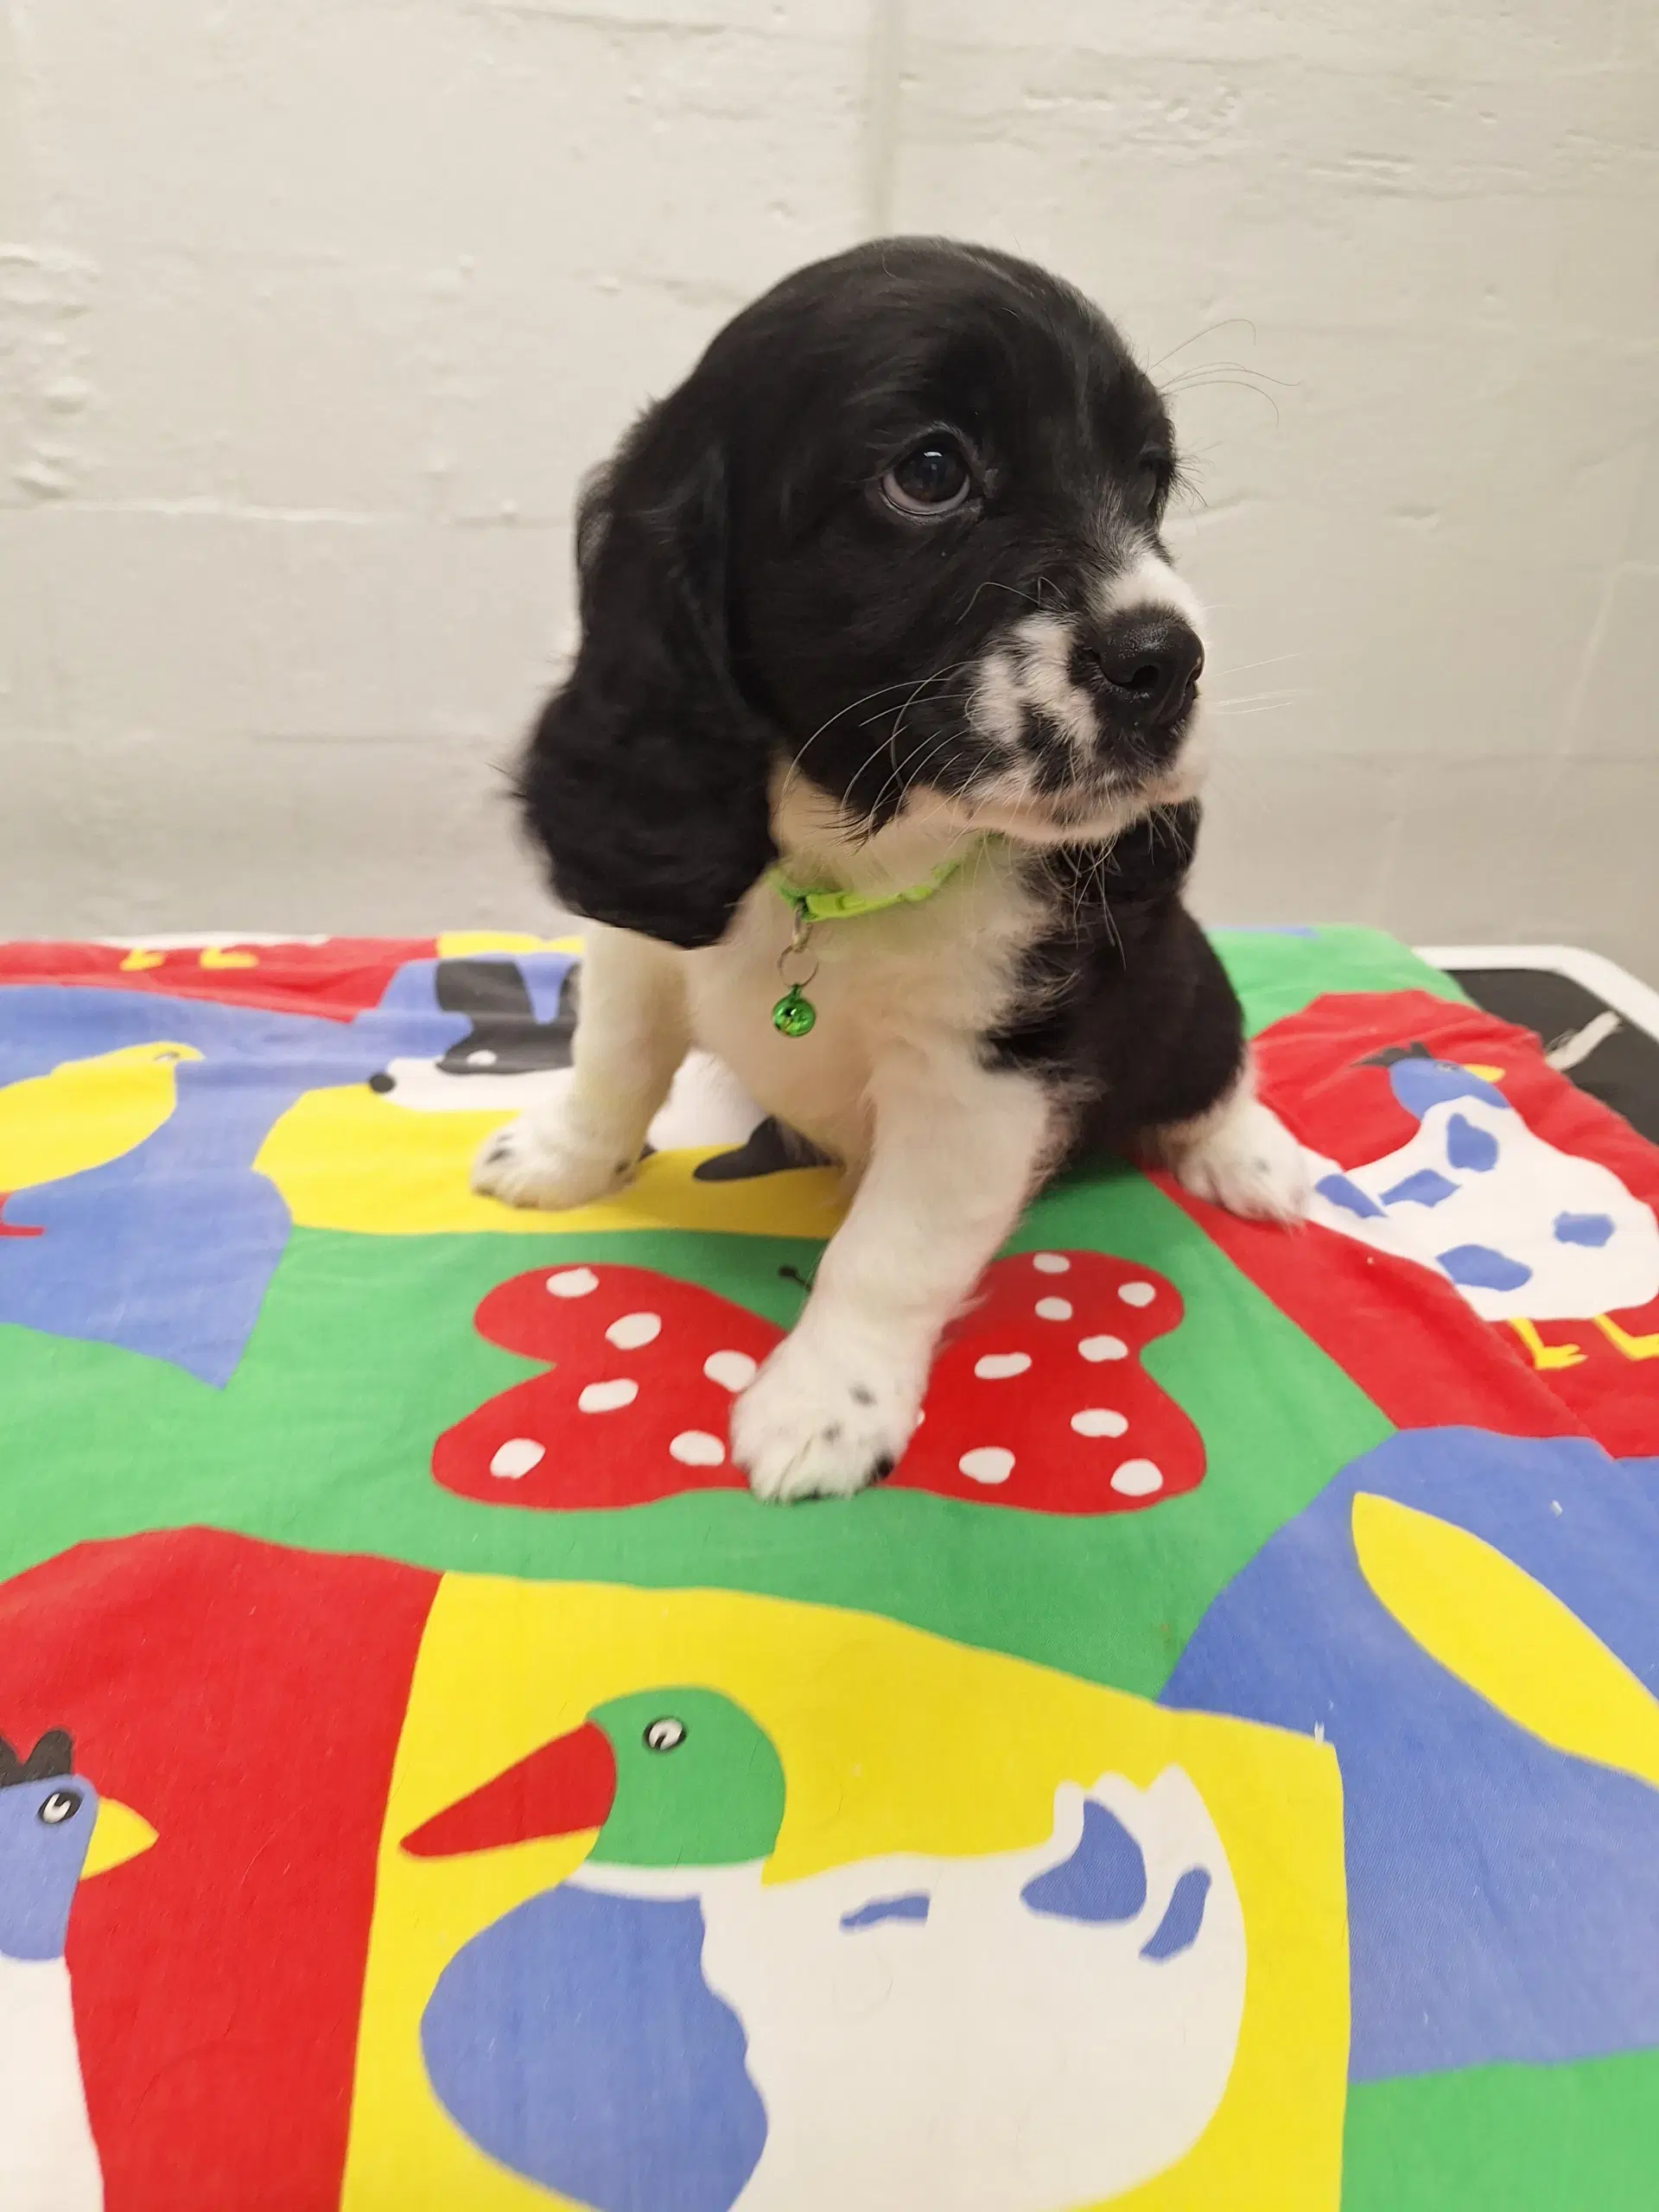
(644, 1718, 686, 1753)
(881, 439, 973, 517)
(38, 1789, 81, 1826)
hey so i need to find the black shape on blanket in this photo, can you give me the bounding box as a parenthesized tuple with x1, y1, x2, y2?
(0, 1728, 74, 1788)
(1447, 969, 1659, 1145)
(365, 955, 826, 1182)
(369, 960, 579, 1093)
(692, 1116, 831, 1182)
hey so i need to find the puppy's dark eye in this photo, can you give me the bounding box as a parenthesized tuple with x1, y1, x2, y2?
(881, 440, 973, 517)
(1140, 454, 1174, 511)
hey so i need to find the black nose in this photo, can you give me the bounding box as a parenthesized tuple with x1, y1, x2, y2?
(1082, 613, 1205, 727)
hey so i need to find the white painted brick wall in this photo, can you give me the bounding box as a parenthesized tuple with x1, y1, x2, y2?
(3, 0, 1656, 964)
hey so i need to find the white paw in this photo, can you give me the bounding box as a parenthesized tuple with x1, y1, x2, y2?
(471, 1113, 633, 1211)
(1174, 1096, 1311, 1224)
(731, 1334, 919, 1503)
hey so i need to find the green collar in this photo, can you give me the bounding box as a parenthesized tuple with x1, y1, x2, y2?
(765, 848, 981, 1038)
(769, 855, 965, 926)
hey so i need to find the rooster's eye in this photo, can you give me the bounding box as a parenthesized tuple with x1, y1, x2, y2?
(39, 1789, 81, 1826)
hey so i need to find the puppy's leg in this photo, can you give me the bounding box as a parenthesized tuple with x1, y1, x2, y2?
(472, 924, 689, 1210)
(1122, 910, 1308, 1224)
(733, 1045, 1056, 1502)
(1151, 1057, 1310, 1224)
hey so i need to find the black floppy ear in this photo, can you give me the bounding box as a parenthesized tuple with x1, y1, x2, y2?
(517, 391, 778, 950)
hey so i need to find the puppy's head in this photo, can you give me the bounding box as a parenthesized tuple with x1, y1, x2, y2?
(524, 239, 1205, 946)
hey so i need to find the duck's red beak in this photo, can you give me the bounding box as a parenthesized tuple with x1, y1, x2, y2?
(400, 1720, 618, 1859)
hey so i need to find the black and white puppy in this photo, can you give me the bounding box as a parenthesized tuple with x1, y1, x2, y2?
(477, 238, 1309, 1500)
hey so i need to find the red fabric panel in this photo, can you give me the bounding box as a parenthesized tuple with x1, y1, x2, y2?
(0, 1529, 436, 2210)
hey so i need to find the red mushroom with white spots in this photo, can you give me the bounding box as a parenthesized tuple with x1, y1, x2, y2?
(432, 1252, 1203, 1515)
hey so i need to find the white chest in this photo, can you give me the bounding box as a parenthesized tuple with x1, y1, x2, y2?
(679, 853, 1043, 1167)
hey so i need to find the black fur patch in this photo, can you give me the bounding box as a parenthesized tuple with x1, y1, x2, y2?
(988, 806, 1246, 1155)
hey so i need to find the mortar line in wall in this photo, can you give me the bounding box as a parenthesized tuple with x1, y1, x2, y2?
(860, 0, 906, 239)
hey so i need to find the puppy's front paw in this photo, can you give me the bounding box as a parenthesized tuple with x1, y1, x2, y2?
(471, 1113, 632, 1212)
(731, 1337, 918, 1503)
(1174, 1095, 1311, 1224)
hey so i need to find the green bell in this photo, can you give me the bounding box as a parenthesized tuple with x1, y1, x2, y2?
(771, 985, 817, 1039)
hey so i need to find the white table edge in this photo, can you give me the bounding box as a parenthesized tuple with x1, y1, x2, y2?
(1417, 944, 1659, 1046)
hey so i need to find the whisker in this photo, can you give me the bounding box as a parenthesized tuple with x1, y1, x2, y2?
(1160, 359, 1299, 391)
(1210, 684, 1311, 706)
(1211, 652, 1306, 678)
(855, 670, 978, 729)
(1160, 373, 1284, 428)
(777, 663, 980, 810)
(853, 674, 982, 827)
(885, 725, 983, 828)
(873, 716, 975, 824)
(960, 577, 1070, 624)
(1148, 318, 1259, 372)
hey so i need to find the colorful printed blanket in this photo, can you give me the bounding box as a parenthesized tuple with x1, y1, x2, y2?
(1, 926, 1656, 2211)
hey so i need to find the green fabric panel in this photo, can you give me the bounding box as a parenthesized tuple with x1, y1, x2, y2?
(0, 1164, 1388, 1700)
(1211, 926, 1471, 1036)
(1342, 2050, 1659, 2210)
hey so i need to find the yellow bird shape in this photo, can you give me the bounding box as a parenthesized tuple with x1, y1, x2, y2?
(1352, 1491, 1659, 1788)
(0, 1040, 201, 1236)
